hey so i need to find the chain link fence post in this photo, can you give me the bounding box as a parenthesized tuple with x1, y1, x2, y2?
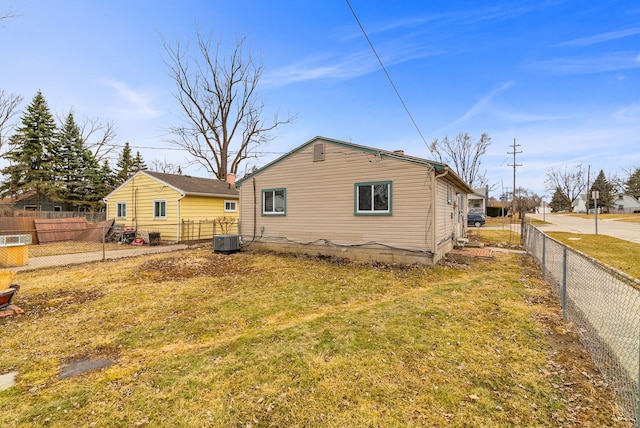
(561, 246, 567, 320)
(541, 234, 546, 281)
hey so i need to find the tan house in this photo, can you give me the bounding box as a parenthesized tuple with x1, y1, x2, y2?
(236, 136, 473, 265)
(104, 171, 239, 243)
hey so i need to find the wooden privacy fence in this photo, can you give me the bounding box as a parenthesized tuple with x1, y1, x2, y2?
(0, 211, 106, 223)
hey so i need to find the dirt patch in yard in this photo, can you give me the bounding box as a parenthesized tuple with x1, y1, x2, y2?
(137, 253, 252, 282)
(18, 289, 106, 318)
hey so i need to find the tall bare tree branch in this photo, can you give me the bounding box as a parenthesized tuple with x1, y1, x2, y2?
(0, 89, 22, 155)
(429, 132, 491, 188)
(79, 117, 117, 162)
(163, 30, 295, 179)
(544, 164, 586, 212)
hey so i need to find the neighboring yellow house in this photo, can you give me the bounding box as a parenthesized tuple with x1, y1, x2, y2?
(104, 171, 239, 243)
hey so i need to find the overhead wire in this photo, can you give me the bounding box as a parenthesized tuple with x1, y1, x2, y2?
(345, 0, 429, 149)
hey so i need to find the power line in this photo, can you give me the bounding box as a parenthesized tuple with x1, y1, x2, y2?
(345, 0, 429, 149)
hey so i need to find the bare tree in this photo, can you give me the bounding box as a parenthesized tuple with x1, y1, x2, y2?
(79, 117, 117, 162)
(55, 111, 117, 162)
(544, 165, 586, 212)
(429, 132, 491, 188)
(150, 159, 182, 174)
(163, 30, 295, 180)
(0, 89, 22, 154)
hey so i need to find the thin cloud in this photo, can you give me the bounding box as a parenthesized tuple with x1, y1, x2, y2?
(434, 81, 515, 134)
(101, 79, 162, 118)
(530, 52, 640, 74)
(263, 51, 377, 86)
(264, 44, 438, 87)
(555, 28, 640, 47)
(613, 100, 640, 122)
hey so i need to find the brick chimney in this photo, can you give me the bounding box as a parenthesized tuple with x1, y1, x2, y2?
(225, 173, 236, 185)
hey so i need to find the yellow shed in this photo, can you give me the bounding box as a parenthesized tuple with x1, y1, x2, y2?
(104, 171, 239, 243)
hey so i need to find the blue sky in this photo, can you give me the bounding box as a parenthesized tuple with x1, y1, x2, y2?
(2, 0, 639, 198)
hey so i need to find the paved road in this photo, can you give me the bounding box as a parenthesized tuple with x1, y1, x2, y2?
(526, 213, 640, 244)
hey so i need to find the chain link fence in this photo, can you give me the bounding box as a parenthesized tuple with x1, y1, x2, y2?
(524, 224, 640, 425)
(0, 219, 238, 270)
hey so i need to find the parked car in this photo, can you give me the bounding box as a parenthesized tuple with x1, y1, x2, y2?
(467, 213, 486, 227)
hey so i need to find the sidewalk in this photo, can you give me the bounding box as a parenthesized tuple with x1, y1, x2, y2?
(9, 244, 190, 272)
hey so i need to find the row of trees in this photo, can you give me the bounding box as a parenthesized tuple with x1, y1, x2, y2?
(0, 91, 148, 211)
(546, 165, 640, 213)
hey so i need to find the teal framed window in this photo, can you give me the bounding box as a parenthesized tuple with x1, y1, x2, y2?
(262, 188, 286, 215)
(355, 181, 392, 215)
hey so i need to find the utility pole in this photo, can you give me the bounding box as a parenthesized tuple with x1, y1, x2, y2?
(508, 138, 522, 222)
(586, 165, 590, 215)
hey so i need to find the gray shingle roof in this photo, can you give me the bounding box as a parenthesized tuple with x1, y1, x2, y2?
(143, 171, 238, 198)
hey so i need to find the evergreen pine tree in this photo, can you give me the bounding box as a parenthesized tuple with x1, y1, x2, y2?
(80, 148, 105, 211)
(56, 112, 85, 208)
(131, 150, 147, 173)
(0, 91, 58, 207)
(589, 170, 614, 213)
(100, 159, 116, 192)
(625, 167, 640, 199)
(550, 187, 569, 212)
(115, 142, 134, 184)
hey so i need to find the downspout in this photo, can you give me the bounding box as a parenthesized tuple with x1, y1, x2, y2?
(432, 168, 449, 258)
(177, 194, 185, 242)
(134, 188, 138, 230)
(245, 177, 257, 246)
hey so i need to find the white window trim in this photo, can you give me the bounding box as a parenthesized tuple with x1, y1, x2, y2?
(153, 199, 167, 219)
(116, 202, 127, 218)
(224, 200, 238, 212)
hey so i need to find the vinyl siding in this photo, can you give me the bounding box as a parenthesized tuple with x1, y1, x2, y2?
(105, 174, 239, 241)
(239, 143, 437, 252)
(180, 195, 239, 234)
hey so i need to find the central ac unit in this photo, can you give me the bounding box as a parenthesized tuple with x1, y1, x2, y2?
(213, 234, 241, 254)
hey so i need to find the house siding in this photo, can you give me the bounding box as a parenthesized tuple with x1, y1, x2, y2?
(105, 173, 239, 242)
(239, 142, 454, 263)
(180, 195, 239, 235)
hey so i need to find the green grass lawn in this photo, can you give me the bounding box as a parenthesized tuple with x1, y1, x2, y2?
(546, 232, 640, 280)
(0, 250, 628, 427)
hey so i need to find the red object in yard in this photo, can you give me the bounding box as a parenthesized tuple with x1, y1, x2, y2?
(131, 238, 145, 246)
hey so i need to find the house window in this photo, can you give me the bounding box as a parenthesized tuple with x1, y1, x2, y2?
(154, 200, 167, 219)
(262, 189, 286, 215)
(54, 205, 62, 212)
(447, 186, 453, 204)
(355, 181, 391, 215)
(116, 202, 127, 218)
(224, 200, 238, 212)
